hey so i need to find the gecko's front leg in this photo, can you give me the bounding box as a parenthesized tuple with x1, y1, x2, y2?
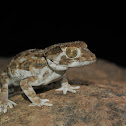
(0, 75, 17, 113)
(20, 76, 52, 107)
(55, 74, 80, 94)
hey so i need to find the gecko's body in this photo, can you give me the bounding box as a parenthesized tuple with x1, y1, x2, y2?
(0, 41, 96, 113)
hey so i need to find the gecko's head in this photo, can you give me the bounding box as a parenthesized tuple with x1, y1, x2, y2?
(45, 41, 96, 69)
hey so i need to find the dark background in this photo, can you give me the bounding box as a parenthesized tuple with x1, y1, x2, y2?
(0, 8, 125, 68)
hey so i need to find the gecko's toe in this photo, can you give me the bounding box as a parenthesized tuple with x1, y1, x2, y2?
(29, 99, 53, 107)
(55, 84, 80, 94)
(3, 107, 7, 113)
(40, 99, 53, 107)
(7, 100, 17, 109)
(0, 100, 17, 113)
(0, 104, 7, 113)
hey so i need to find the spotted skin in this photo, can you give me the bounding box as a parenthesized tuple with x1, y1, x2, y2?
(0, 41, 96, 113)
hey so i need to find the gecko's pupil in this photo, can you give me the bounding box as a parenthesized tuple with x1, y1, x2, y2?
(66, 47, 78, 58)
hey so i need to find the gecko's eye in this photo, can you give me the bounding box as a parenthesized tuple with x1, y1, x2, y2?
(66, 47, 78, 58)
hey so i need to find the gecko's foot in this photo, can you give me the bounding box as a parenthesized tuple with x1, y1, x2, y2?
(29, 99, 53, 107)
(55, 83, 80, 94)
(0, 100, 17, 113)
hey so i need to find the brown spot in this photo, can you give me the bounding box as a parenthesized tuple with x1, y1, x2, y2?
(43, 70, 49, 79)
(1, 85, 7, 92)
(34, 62, 43, 68)
(60, 41, 86, 48)
(20, 62, 32, 71)
(10, 63, 17, 69)
(28, 91, 37, 98)
(80, 41, 87, 48)
(29, 65, 34, 72)
(34, 53, 44, 57)
(24, 52, 31, 56)
(0, 77, 9, 84)
(20, 79, 29, 90)
(33, 60, 47, 69)
(29, 76, 38, 82)
(45, 46, 62, 56)
(20, 77, 38, 90)
(24, 62, 31, 66)
(22, 84, 29, 90)
(59, 55, 72, 65)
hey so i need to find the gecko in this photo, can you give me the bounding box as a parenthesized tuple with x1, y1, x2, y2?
(0, 41, 96, 113)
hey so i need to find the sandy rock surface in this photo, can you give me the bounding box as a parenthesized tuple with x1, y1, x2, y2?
(0, 58, 126, 126)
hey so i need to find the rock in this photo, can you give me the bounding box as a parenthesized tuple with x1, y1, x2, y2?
(0, 58, 126, 126)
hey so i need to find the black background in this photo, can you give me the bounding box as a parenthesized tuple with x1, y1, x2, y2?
(0, 8, 125, 68)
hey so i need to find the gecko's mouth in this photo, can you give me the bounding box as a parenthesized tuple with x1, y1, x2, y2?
(68, 59, 96, 67)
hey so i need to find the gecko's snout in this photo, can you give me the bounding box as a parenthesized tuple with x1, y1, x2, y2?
(91, 53, 96, 61)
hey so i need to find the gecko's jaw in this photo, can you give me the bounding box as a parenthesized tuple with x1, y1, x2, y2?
(68, 60, 96, 68)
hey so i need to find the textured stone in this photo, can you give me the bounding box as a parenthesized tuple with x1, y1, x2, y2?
(0, 58, 126, 126)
